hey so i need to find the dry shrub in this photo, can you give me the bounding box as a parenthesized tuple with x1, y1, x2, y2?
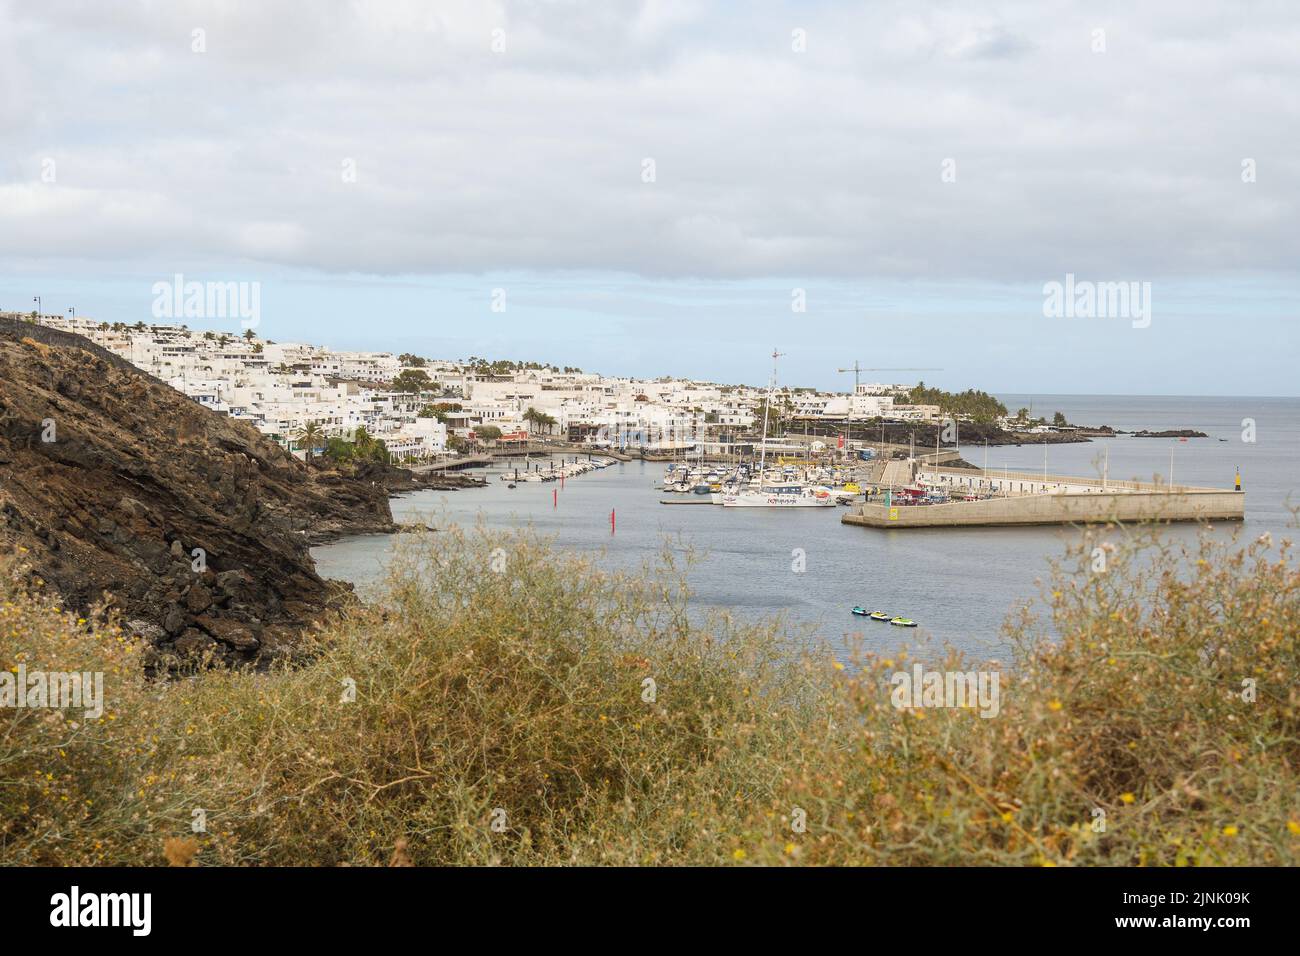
(1, 520, 1296, 866)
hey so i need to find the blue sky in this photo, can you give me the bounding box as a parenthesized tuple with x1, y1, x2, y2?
(6, 269, 1294, 395)
(2, 1, 1297, 394)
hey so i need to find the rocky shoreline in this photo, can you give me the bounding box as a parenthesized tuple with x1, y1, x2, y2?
(810, 420, 1211, 448)
(0, 327, 403, 670)
(300, 459, 485, 545)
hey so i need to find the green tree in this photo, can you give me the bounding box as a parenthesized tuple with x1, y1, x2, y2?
(905, 382, 1008, 424)
(418, 402, 462, 422)
(294, 421, 324, 462)
(390, 369, 433, 393)
(323, 436, 355, 462)
(752, 399, 782, 437)
(523, 407, 556, 436)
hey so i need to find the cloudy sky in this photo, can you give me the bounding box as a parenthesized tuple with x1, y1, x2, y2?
(2, 0, 1296, 393)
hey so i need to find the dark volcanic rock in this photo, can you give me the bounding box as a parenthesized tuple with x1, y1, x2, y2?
(0, 322, 394, 666)
(1126, 429, 1209, 439)
(311, 456, 487, 499)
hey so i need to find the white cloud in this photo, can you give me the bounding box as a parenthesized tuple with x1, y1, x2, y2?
(1, 0, 1296, 283)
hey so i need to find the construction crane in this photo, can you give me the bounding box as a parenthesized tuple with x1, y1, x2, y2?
(834, 361, 943, 456)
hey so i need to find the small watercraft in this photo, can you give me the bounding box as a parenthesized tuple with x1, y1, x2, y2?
(851, 606, 870, 616)
(869, 612, 891, 622)
(889, 617, 918, 628)
(507, 483, 516, 489)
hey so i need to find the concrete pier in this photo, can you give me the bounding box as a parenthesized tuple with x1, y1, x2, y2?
(844, 465, 1244, 529)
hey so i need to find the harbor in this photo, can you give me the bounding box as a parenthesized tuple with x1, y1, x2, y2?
(644, 359, 1245, 528)
(312, 393, 1294, 660)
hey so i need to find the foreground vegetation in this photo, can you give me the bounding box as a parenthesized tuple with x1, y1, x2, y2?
(1, 521, 1296, 866)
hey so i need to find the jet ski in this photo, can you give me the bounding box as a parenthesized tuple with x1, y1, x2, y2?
(869, 612, 892, 622)
(889, 617, 918, 628)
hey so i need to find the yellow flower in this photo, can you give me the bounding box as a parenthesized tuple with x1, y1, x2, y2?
(1120, 793, 1135, 804)
(784, 843, 796, 854)
(1222, 825, 1238, 837)
(1048, 700, 1062, 712)
(732, 848, 746, 861)
(833, 662, 844, 671)
(1287, 820, 1300, 836)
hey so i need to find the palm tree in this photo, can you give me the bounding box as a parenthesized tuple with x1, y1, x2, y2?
(295, 421, 324, 461)
(243, 328, 256, 342)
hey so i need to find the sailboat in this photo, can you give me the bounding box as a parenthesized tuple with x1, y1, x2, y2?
(722, 349, 835, 508)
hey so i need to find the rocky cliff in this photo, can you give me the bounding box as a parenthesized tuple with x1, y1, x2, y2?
(0, 320, 395, 667)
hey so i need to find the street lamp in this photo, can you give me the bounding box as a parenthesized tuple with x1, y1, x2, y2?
(33, 296, 41, 319)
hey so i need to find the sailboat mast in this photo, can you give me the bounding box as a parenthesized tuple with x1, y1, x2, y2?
(758, 349, 780, 480)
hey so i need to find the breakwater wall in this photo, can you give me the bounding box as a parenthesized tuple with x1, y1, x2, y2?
(844, 466, 1244, 528)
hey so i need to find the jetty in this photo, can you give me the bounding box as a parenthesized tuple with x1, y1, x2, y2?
(843, 463, 1245, 529)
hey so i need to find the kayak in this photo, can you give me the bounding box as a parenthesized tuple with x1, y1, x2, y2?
(889, 617, 918, 628)
(869, 612, 892, 622)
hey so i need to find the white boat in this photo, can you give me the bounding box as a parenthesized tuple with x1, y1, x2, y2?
(720, 350, 837, 509)
(722, 484, 835, 507)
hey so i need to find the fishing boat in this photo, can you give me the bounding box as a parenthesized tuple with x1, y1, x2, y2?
(889, 617, 918, 628)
